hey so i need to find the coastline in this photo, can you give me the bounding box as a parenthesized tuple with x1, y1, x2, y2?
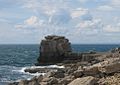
(9, 49, 120, 85)
(8, 36, 120, 85)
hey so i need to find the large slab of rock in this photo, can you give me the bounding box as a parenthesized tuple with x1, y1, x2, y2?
(82, 58, 120, 75)
(37, 35, 72, 64)
(98, 73, 120, 85)
(83, 65, 100, 76)
(99, 61, 120, 74)
(68, 76, 97, 85)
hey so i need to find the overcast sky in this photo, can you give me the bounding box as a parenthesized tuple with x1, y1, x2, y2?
(0, 0, 120, 44)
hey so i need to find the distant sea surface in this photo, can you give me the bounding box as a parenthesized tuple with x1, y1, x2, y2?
(0, 44, 120, 85)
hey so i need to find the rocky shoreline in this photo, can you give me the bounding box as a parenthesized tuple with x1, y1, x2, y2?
(9, 35, 120, 85)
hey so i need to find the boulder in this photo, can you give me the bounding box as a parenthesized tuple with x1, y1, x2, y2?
(68, 76, 98, 85)
(42, 77, 52, 82)
(47, 77, 58, 85)
(98, 73, 120, 85)
(37, 75, 43, 83)
(37, 35, 72, 64)
(83, 64, 100, 76)
(28, 81, 39, 85)
(99, 61, 120, 74)
(45, 69, 65, 78)
(41, 77, 58, 85)
(73, 70, 83, 78)
(111, 47, 120, 53)
(58, 76, 74, 85)
(95, 57, 120, 74)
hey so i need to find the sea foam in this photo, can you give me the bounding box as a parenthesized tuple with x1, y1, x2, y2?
(18, 65, 64, 76)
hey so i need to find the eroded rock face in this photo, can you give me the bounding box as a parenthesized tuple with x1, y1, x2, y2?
(68, 76, 98, 85)
(37, 35, 72, 64)
(98, 58, 120, 74)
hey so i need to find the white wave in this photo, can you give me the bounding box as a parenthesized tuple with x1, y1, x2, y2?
(13, 67, 45, 76)
(17, 65, 64, 73)
(12, 65, 64, 78)
(24, 65, 64, 69)
(45, 65, 65, 68)
(28, 72, 46, 76)
(0, 65, 64, 84)
(0, 65, 47, 84)
(18, 67, 27, 73)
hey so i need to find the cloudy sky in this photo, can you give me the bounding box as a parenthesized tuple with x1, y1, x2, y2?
(0, 0, 120, 44)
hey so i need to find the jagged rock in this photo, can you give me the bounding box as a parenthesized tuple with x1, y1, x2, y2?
(99, 61, 120, 74)
(40, 82, 48, 85)
(41, 77, 58, 85)
(95, 57, 120, 74)
(18, 80, 28, 85)
(28, 81, 39, 85)
(64, 64, 79, 75)
(58, 76, 74, 85)
(45, 69, 65, 78)
(111, 47, 120, 53)
(73, 70, 83, 78)
(37, 75, 43, 83)
(68, 76, 98, 85)
(47, 77, 58, 85)
(83, 64, 101, 76)
(98, 73, 120, 85)
(28, 76, 40, 85)
(52, 70, 65, 78)
(42, 77, 51, 82)
(38, 35, 72, 64)
(80, 57, 120, 76)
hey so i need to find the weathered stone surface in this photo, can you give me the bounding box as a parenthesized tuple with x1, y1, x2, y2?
(58, 76, 74, 85)
(98, 73, 120, 85)
(18, 80, 28, 85)
(37, 75, 43, 83)
(42, 77, 51, 82)
(28, 76, 40, 85)
(64, 64, 79, 75)
(92, 57, 120, 74)
(68, 76, 98, 85)
(99, 61, 120, 74)
(47, 77, 58, 85)
(38, 35, 72, 64)
(82, 58, 120, 75)
(28, 81, 39, 85)
(45, 69, 65, 78)
(111, 47, 120, 53)
(73, 70, 83, 78)
(41, 77, 58, 85)
(83, 64, 101, 76)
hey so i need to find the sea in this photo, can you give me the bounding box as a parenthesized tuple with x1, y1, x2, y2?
(0, 44, 120, 85)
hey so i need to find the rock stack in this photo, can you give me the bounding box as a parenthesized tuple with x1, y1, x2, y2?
(37, 35, 72, 64)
